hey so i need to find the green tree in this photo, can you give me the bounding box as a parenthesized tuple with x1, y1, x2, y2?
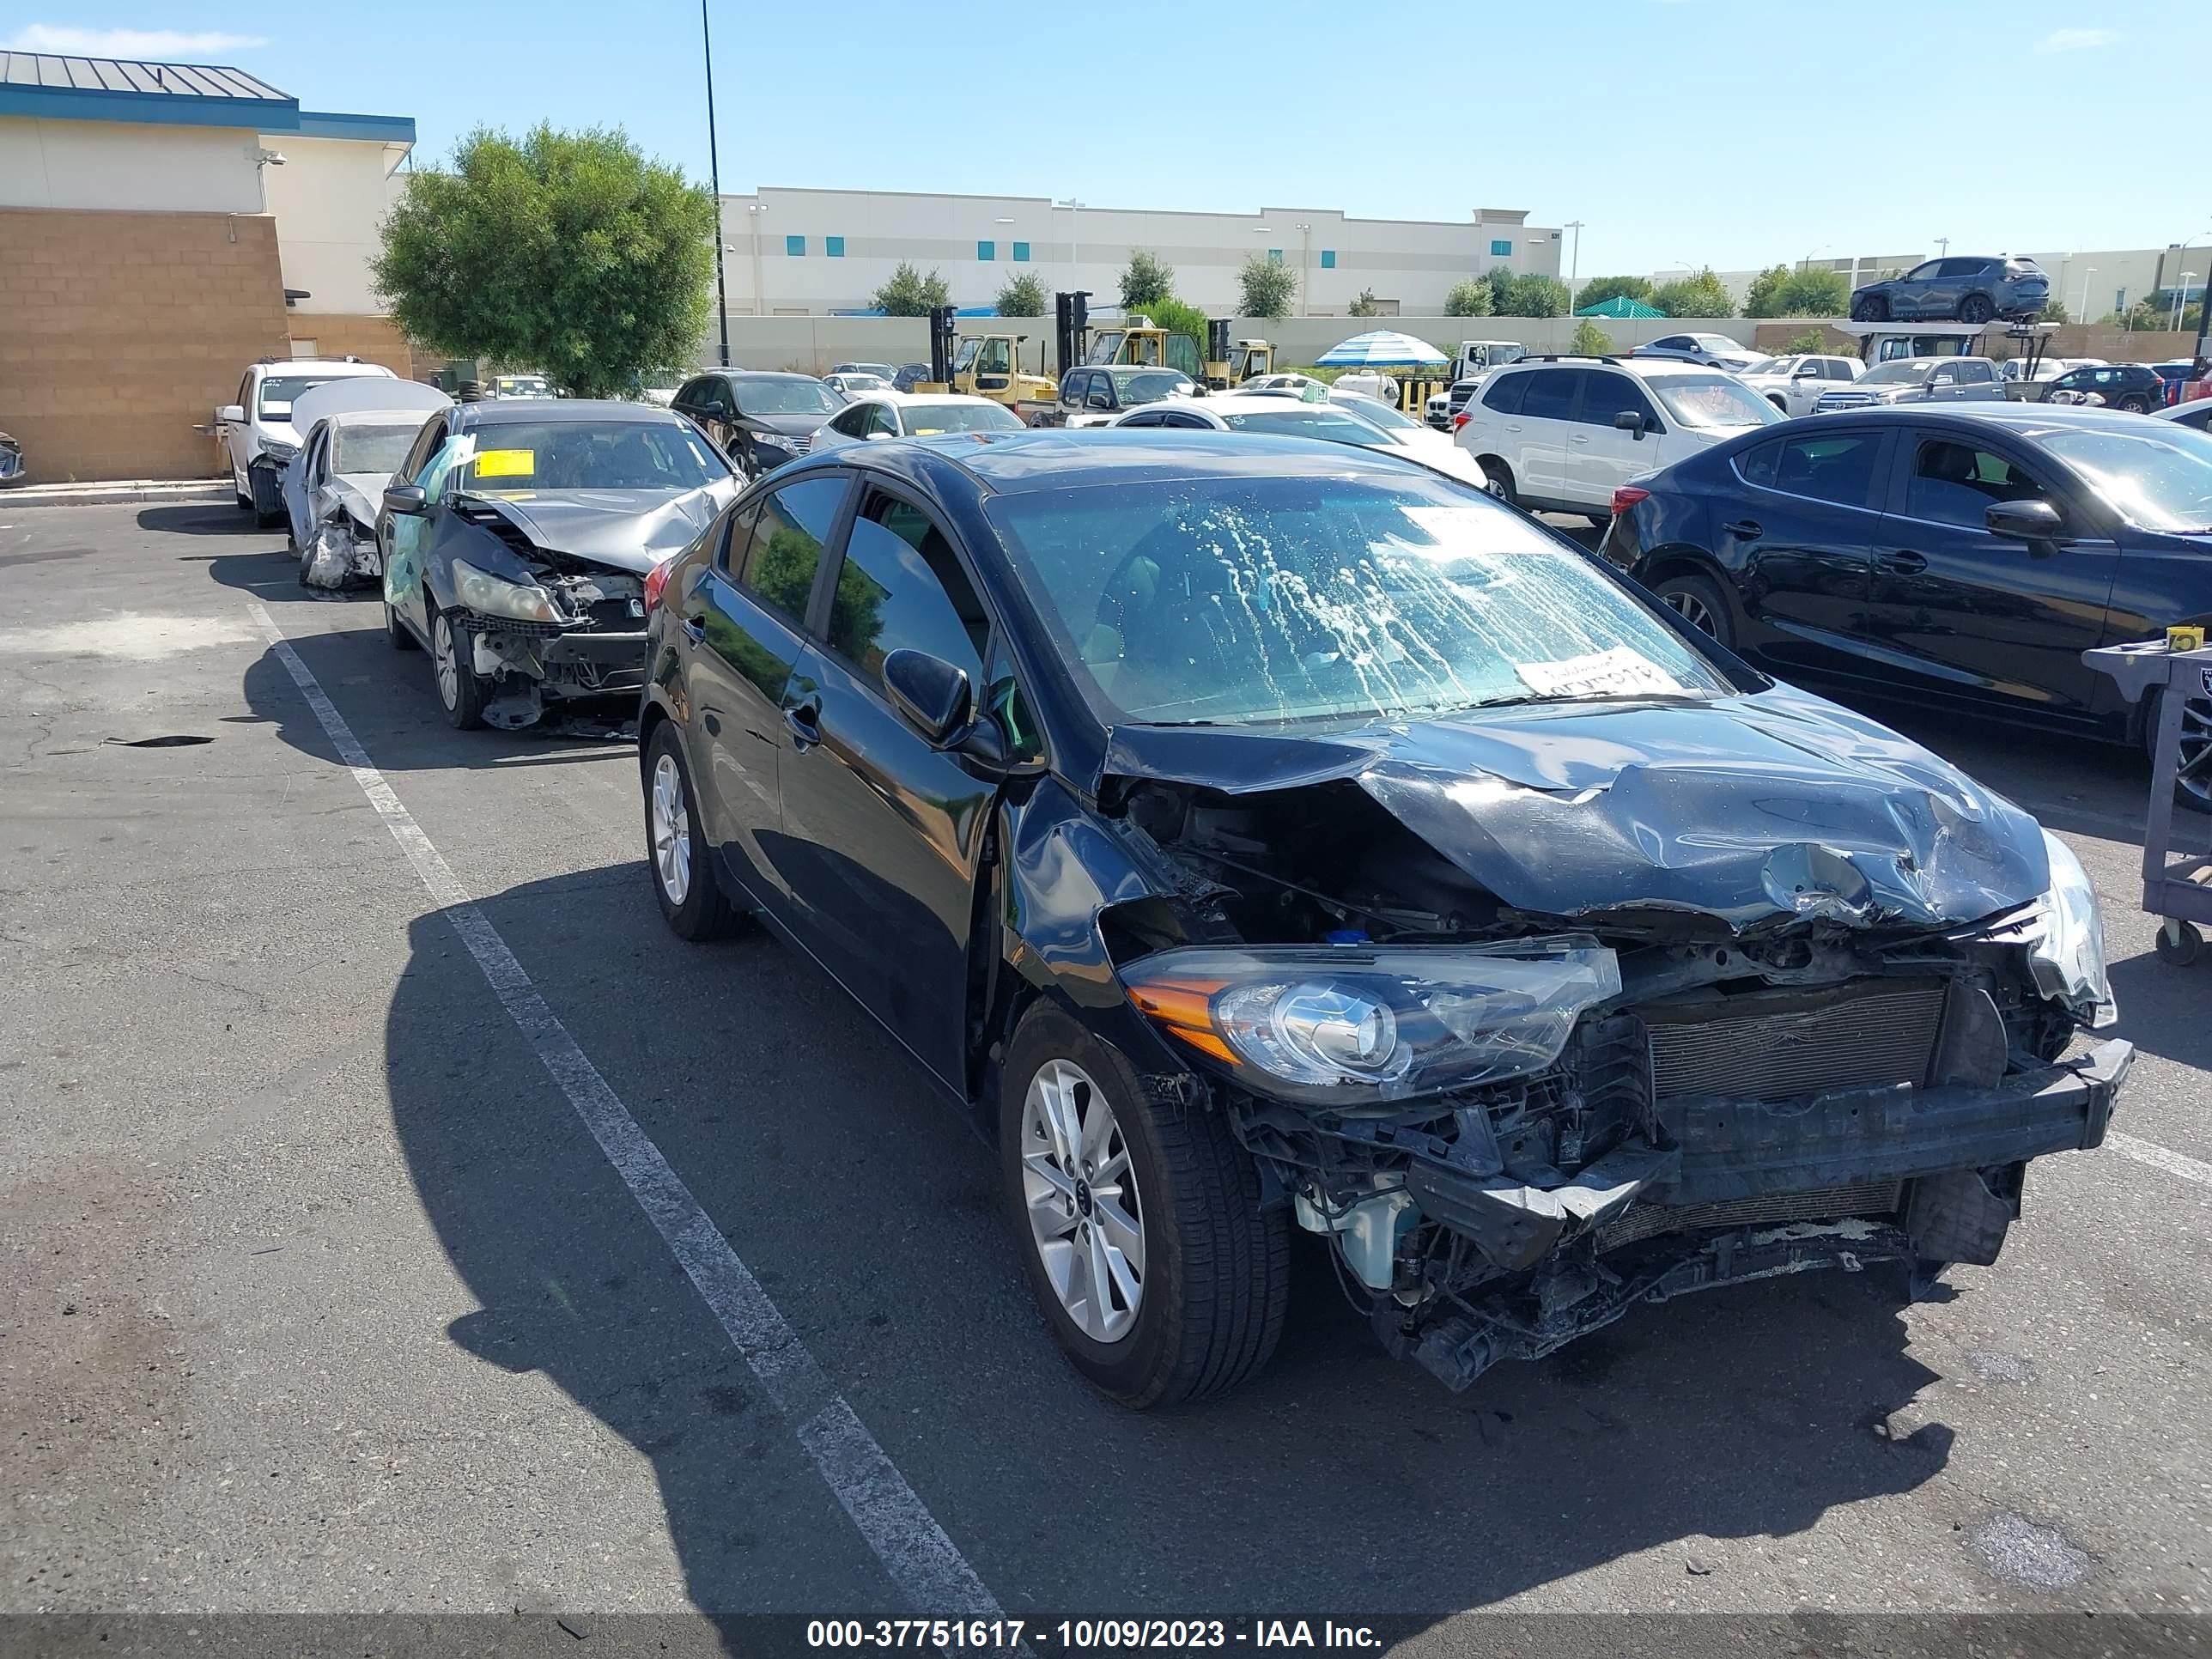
(1744, 265, 1849, 318)
(1238, 253, 1297, 319)
(1782, 326, 1837, 353)
(1572, 275, 1654, 313)
(1143, 296, 1212, 367)
(1650, 268, 1735, 318)
(1492, 272, 1570, 317)
(1120, 249, 1176, 311)
(1569, 319, 1615, 356)
(372, 124, 714, 399)
(1347, 287, 1381, 317)
(2034, 298, 2070, 324)
(994, 271, 1048, 317)
(1444, 277, 1493, 317)
(872, 261, 950, 316)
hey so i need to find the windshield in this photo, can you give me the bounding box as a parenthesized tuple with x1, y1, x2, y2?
(1861, 361, 1933, 386)
(902, 402, 1024, 435)
(331, 422, 421, 477)
(1744, 357, 1787, 376)
(736, 380, 842, 416)
(258, 375, 346, 417)
(1648, 375, 1783, 429)
(1336, 396, 1420, 430)
(1110, 369, 1193, 406)
(838, 375, 890, 392)
(2044, 424, 2212, 533)
(457, 421, 730, 492)
(985, 474, 1733, 727)
(493, 376, 549, 397)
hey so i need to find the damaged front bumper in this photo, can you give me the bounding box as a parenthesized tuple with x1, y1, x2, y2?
(467, 617, 648, 729)
(1293, 1038, 2131, 1391)
(301, 516, 383, 589)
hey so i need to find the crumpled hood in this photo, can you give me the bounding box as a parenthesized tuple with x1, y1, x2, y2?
(471, 485, 730, 573)
(331, 472, 389, 529)
(1103, 686, 2049, 933)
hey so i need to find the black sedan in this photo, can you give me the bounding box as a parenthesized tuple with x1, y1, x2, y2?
(379, 400, 738, 730)
(670, 370, 842, 477)
(1603, 405, 2212, 801)
(632, 430, 2124, 1407)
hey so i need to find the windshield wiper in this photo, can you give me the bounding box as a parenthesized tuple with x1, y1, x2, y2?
(1469, 689, 1711, 711)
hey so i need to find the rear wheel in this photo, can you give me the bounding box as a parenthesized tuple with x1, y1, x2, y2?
(1653, 570, 1733, 648)
(1959, 294, 1994, 325)
(1477, 457, 1517, 508)
(2115, 394, 2152, 415)
(644, 722, 739, 939)
(1000, 1002, 1288, 1408)
(429, 605, 488, 731)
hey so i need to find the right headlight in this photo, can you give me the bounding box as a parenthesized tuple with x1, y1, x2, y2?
(451, 558, 562, 624)
(1121, 937, 1621, 1108)
(2027, 829, 2116, 1028)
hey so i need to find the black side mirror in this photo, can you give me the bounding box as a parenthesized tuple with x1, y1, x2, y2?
(1615, 410, 1650, 440)
(1986, 499, 2063, 542)
(1087, 392, 1111, 410)
(883, 648, 972, 744)
(383, 483, 428, 515)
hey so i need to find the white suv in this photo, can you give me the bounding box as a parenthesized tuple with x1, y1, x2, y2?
(1452, 356, 1783, 517)
(216, 357, 395, 526)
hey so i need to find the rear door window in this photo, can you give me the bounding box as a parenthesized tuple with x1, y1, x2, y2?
(737, 475, 848, 621)
(1765, 431, 1884, 508)
(1481, 374, 1528, 415)
(1517, 369, 1580, 422)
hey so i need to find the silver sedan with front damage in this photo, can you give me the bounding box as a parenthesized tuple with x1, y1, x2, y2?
(378, 400, 739, 730)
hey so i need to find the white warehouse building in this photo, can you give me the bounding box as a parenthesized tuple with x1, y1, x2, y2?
(714, 186, 1563, 319)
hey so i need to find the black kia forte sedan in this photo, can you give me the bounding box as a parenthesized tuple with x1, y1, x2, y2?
(635, 430, 2127, 1407)
(1600, 404, 2212, 805)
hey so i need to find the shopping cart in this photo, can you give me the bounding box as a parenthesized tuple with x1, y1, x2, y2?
(2081, 640, 2212, 964)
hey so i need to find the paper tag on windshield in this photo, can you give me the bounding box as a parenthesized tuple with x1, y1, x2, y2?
(1515, 647, 1684, 699)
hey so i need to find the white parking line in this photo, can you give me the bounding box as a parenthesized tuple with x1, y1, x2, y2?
(2108, 1130, 2212, 1188)
(246, 601, 1009, 1620)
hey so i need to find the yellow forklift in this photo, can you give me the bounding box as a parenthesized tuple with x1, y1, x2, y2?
(1082, 315, 1205, 380)
(1203, 320, 1274, 389)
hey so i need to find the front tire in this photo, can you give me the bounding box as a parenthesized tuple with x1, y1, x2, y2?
(1000, 1003, 1288, 1408)
(1851, 295, 1887, 323)
(1652, 570, 1734, 648)
(2142, 687, 2212, 814)
(644, 722, 739, 939)
(429, 605, 488, 730)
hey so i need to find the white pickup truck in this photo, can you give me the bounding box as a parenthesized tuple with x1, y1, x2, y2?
(1735, 353, 1861, 416)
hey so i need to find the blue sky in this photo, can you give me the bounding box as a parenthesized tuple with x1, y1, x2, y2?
(9, 2, 2208, 273)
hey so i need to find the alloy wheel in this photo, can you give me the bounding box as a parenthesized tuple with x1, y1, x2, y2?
(651, 752, 691, 904)
(1665, 590, 1718, 635)
(432, 614, 460, 709)
(2179, 700, 2212, 809)
(1020, 1058, 1145, 1344)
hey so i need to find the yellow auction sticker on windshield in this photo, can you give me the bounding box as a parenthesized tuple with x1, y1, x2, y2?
(472, 448, 536, 479)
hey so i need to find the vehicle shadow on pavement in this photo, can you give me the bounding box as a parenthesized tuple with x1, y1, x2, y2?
(387, 861, 1961, 1628)
(136, 503, 276, 538)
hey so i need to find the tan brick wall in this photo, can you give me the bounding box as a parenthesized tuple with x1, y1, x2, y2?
(287, 313, 436, 383)
(0, 206, 291, 483)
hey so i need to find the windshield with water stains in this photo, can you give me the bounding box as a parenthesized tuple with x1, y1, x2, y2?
(985, 474, 1733, 727)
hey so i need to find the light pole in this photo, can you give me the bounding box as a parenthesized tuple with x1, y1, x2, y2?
(2077, 267, 2098, 325)
(1295, 222, 1310, 317)
(1055, 198, 1084, 287)
(2178, 274, 2200, 334)
(1935, 236, 1949, 260)
(747, 203, 768, 318)
(701, 0, 729, 366)
(1563, 219, 1584, 313)
(1801, 243, 1830, 273)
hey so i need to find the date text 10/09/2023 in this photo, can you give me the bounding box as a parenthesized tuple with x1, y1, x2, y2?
(805, 1620, 1384, 1650)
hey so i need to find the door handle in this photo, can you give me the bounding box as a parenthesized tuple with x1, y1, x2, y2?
(1878, 550, 1928, 574)
(682, 617, 707, 644)
(1722, 520, 1762, 538)
(1570, 434, 1590, 444)
(783, 698, 822, 750)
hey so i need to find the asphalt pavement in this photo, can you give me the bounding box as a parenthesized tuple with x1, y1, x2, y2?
(2, 504, 2208, 1653)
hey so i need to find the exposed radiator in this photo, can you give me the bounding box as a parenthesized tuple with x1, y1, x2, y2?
(1597, 1181, 1904, 1253)
(1644, 981, 1945, 1101)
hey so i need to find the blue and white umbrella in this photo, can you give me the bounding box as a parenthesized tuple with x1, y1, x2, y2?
(1314, 329, 1451, 368)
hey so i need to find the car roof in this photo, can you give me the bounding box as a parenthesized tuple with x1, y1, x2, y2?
(839, 428, 1443, 496)
(1502, 357, 1724, 380)
(454, 398, 687, 427)
(698, 368, 823, 384)
(259, 360, 392, 375)
(1775, 404, 2166, 439)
